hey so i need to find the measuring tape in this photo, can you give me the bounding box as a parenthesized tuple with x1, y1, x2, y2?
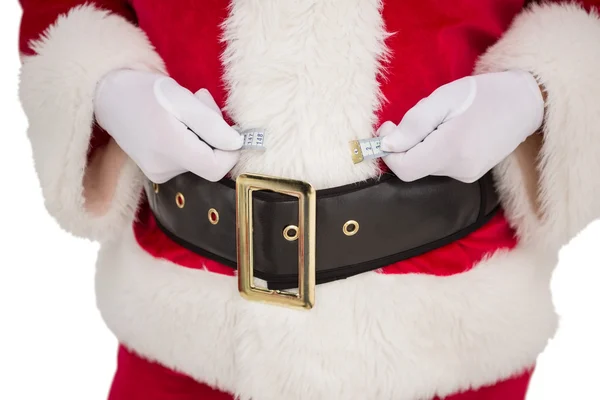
(189, 126, 267, 151)
(194, 125, 392, 163)
(239, 128, 266, 150)
(349, 137, 389, 164)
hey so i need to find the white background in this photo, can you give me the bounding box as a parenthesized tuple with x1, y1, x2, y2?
(1, 2, 599, 399)
(0, 3, 118, 399)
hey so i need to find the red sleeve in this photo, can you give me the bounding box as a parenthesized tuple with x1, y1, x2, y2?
(18, 0, 139, 171)
(19, 0, 137, 55)
(18, 0, 163, 241)
(475, 0, 600, 245)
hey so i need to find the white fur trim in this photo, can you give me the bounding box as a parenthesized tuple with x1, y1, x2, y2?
(96, 229, 557, 400)
(222, 0, 390, 189)
(476, 2, 600, 247)
(18, 5, 165, 241)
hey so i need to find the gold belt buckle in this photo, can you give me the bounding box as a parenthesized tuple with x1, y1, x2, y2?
(236, 173, 316, 310)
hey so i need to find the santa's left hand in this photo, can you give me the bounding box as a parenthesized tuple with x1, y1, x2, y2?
(378, 70, 545, 183)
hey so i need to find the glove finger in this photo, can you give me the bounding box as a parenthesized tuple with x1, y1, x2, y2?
(383, 129, 442, 182)
(145, 166, 188, 185)
(380, 98, 445, 153)
(195, 88, 223, 117)
(428, 120, 487, 183)
(376, 121, 397, 137)
(155, 77, 243, 151)
(175, 122, 240, 182)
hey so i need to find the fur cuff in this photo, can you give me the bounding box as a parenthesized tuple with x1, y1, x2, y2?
(19, 5, 165, 241)
(476, 2, 600, 247)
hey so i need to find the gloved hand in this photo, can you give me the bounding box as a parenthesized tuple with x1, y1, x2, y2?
(94, 69, 243, 183)
(378, 70, 545, 183)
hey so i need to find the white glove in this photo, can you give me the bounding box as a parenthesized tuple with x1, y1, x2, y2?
(94, 69, 243, 183)
(378, 70, 545, 183)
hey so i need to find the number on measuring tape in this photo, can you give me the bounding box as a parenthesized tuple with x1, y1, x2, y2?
(239, 128, 266, 150)
(349, 138, 388, 164)
(188, 126, 267, 151)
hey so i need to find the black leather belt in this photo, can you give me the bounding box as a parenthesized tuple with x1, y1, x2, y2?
(145, 172, 499, 290)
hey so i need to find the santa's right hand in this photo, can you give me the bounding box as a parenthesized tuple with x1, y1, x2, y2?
(93, 69, 243, 183)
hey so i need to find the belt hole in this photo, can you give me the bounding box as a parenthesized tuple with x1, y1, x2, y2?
(343, 220, 359, 236)
(208, 208, 219, 225)
(153, 183, 159, 193)
(175, 192, 185, 209)
(283, 225, 299, 241)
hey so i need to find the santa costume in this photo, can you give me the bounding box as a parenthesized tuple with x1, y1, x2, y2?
(17, 0, 600, 399)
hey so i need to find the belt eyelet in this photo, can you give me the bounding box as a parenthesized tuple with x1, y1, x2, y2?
(343, 220, 359, 236)
(208, 208, 219, 225)
(283, 225, 299, 241)
(175, 192, 185, 209)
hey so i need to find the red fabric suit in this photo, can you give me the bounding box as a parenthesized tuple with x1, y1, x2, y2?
(18, 0, 600, 399)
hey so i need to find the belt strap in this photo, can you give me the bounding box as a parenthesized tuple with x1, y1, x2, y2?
(146, 172, 499, 290)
